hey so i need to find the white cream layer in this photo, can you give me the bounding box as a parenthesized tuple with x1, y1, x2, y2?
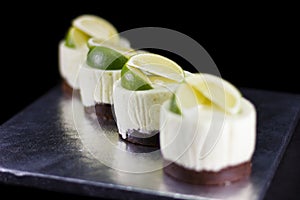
(59, 37, 130, 90)
(113, 80, 177, 139)
(59, 41, 88, 89)
(78, 62, 121, 107)
(160, 98, 256, 172)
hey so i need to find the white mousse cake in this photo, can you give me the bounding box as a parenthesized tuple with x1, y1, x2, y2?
(113, 53, 185, 146)
(59, 33, 89, 91)
(113, 80, 177, 146)
(160, 73, 256, 185)
(79, 63, 121, 108)
(78, 45, 130, 125)
(59, 37, 130, 92)
(58, 15, 128, 94)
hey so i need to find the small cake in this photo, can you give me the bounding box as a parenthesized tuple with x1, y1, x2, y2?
(78, 44, 133, 125)
(160, 74, 256, 185)
(59, 27, 89, 93)
(59, 15, 129, 94)
(113, 53, 185, 147)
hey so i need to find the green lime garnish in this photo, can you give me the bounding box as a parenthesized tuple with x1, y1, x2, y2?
(121, 65, 153, 91)
(87, 46, 128, 70)
(65, 27, 89, 48)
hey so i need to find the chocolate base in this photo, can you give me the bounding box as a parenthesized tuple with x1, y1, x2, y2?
(121, 130, 160, 147)
(61, 80, 79, 96)
(95, 103, 116, 127)
(164, 159, 251, 185)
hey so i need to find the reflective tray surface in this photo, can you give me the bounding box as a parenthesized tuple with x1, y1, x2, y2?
(0, 86, 300, 200)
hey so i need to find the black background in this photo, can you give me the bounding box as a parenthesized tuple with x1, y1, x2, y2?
(1, 3, 298, 125)
(1, 2, 299, 199)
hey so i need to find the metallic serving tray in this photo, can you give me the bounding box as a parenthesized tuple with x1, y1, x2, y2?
(0, 86, 300, 200)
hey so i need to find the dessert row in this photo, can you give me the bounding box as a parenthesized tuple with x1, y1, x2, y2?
(59, 15, 256, 185)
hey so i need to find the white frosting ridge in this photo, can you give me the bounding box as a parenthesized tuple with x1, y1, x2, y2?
(59, 41, 88, 89)
(160, 98, 256, 172)
(113, 80, 176, 139)
(78, 62, 120, 107)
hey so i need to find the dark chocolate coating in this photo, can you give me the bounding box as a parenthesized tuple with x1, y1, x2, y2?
(61, 80, 79, 97)
(95, 103, 117, 127)
(122, 130, 160, 147)
(164, 159, 251, 185)
(61, 80, 74, 95)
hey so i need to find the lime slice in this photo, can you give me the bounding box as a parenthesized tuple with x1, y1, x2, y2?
(89, 36, 131, 48)
(122, 53, 184, 91)
(186, 74, 242, 114)
(65, 27, 89, 48)
(87, 38, 136, 57)
(126, 53, 184, 82)
(170, 81, 211, 115)
(87, 46, 128, 70)
(148, 75, 177, 84)
(121, 65, 153, 91)
(87, 38, 111, 48)
(118, 37, 131, 48)
(72, 15, 119, 43)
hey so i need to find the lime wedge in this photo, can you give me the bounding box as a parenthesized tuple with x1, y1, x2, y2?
(186, 74, 242, 114)
(121, 65, 153, 91)
(121, 53, 184, 91)
(72, 15, 119, 43)
(170, 81, 210, 114)
(87, 38, 136, 57)
(126, 53, 184, 82)
(65, 27, 89, 48)
(87, 46, 128, 70)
